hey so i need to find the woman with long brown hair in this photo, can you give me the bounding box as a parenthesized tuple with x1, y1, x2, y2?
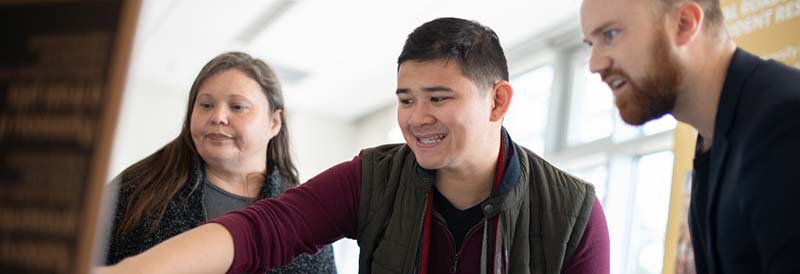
(104, 52, 336, 274)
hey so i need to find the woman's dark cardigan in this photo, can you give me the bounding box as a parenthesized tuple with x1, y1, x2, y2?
(104, 164, 337, 274)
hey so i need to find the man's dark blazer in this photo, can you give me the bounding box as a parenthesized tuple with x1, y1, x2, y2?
(690, 48, 800, 274)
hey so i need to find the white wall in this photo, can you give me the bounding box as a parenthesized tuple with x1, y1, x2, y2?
(287, 110, 357, 183)
(354, 103, 404, 150)
(108, 78, 187, 179)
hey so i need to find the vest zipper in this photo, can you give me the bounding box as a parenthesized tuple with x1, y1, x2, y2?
(456, 221, 485, 273)
(432, 211, 486, 274)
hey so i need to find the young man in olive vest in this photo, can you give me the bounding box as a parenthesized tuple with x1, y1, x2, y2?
(99, 17, 610, 274)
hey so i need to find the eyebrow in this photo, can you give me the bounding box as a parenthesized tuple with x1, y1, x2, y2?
(422, 86, 454, 92)
(195, 92, 252, 103)
(227, 94, 251, 101)
(396, 86, 454, 94)
(583, 21, 617, 44)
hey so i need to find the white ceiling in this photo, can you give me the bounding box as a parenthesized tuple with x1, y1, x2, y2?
(126, 0, 582, 120)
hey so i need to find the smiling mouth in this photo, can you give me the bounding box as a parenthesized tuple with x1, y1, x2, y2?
(416, 133, 447, 145)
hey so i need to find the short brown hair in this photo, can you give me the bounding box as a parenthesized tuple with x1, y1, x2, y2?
(657, 0, 725, 30)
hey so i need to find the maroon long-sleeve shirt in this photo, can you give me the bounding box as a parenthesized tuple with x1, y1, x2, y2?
(212, 155, 610, 274)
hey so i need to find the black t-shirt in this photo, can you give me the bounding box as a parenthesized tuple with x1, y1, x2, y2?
(433, 187, 486, 251)
(690, 140, 711, 271)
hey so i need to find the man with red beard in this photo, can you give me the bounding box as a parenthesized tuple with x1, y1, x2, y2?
(581, 0, 800, 273)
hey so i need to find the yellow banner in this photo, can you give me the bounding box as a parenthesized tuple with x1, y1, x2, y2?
(724, 0, 800, 67)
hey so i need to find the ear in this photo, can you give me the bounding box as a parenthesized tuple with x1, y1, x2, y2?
(490, 80, 513, 122)
(269, 109, 283, 137)
(674, 2, 704, 46)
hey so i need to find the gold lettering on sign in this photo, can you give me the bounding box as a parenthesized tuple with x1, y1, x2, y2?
(7, 81, 103, 110)
(0, 239, 71, 274)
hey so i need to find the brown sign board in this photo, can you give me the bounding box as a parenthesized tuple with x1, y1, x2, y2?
(0, 1, 140, 273)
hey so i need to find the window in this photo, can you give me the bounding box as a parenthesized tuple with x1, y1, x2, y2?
(506, 65, 555, 154)
(625, 151, 674, 274)
(567, 62, 614, 146)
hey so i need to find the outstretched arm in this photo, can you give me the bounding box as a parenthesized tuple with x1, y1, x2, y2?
(97, 155, 363, 274)
(96, 223, 234, 274)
